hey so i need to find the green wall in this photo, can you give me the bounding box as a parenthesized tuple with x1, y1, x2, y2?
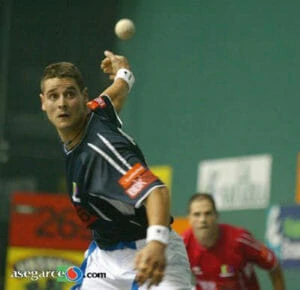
(117, 1, 300, 288)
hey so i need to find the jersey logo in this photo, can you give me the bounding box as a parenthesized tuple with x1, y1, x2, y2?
(219, 264, 235, 277)
(87, 96, 107, 110)
(119, 163, 158, 198)
(72, 182, 81, 202)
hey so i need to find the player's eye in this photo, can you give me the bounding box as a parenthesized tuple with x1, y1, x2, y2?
(47, 93, 58, 100)
(65, 91, 76, 98)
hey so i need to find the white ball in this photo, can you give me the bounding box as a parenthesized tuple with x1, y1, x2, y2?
(114, 18, 135, 40)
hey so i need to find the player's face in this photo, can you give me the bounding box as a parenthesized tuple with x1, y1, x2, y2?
(188, 199, 218, 237)
(40, 77, 88, 133)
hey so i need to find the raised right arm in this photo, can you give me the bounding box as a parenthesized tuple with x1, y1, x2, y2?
(100, 50, 134, 113)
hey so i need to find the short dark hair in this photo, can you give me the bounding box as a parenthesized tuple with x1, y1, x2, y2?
(188, 193, 218, 214)
(40, 62, 85, 92)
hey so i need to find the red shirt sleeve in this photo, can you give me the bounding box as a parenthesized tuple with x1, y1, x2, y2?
(237, 230, 278, 270)
(182, 228, 191, 247)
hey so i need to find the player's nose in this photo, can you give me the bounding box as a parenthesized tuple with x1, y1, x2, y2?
(57, 95, 67, 107)
(199, 215, 207, 222)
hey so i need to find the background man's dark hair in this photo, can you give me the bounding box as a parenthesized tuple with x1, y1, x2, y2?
(188, 193, 218, 214)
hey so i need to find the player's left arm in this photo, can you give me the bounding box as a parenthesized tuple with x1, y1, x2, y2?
(237, 231, 285, 290)
(100, 50, 134, 113)
(268, 263, 285, 290)
(134, 186, 170, 288)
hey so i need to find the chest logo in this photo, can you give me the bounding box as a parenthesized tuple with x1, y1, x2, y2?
(72, 182, 81, 203)
(219, 264, 235, 278)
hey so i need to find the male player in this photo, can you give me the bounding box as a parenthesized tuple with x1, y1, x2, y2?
(39, 51, 191, 289)
(182, 193, 285, 290)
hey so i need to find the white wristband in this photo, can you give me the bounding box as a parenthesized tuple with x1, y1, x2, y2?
(115, 68, 135, 91)
(146, 225, 169, 245)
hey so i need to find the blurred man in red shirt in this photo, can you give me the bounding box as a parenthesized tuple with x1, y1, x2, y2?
(182, 193, 285, 290)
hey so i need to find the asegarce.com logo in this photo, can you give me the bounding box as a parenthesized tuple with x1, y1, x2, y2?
(65, 266, 83, 282)
(56, 265, 106, 283)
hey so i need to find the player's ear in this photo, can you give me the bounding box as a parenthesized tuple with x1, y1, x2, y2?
(187, 211, 193, 225)
(82, 87, 89, 102)
(40, 93, 46, 111)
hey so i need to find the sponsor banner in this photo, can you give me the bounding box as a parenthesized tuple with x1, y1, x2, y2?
(295, 153, 300, 204)
(9, 192, 91, 250)
(150, 165, 173, 192)
(265, 205, 300, 268)
(5, 246, 83, 290)
(172, 217, 189, 235)
(197, 154, 272, 210)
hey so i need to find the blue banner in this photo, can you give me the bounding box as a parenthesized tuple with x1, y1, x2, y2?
(265, 205, 300, 268)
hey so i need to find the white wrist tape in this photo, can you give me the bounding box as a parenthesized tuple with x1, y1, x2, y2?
(146, 225, 169, 245)
(115, 68, 135, 91)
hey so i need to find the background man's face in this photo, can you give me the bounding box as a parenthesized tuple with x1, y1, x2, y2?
(189, 199, 218, 239)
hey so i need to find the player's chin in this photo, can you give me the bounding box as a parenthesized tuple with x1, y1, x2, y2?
(198, 227, 210, 234)
(54, 121, 72, 131)
(55, 117, 72, 127)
